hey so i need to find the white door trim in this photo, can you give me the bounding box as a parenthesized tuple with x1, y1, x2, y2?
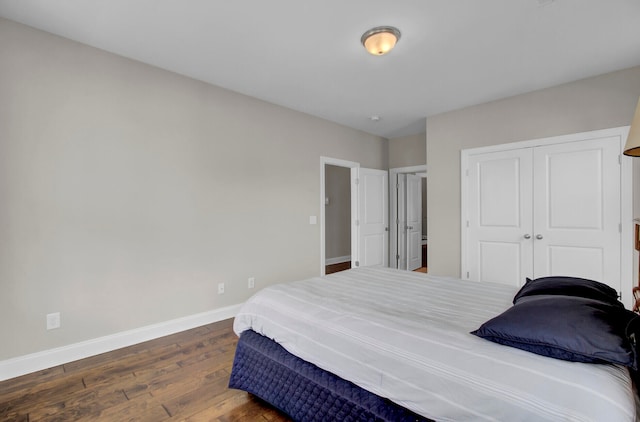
(460, 126, 631, 155)
(320, 157, 359, 276)
(460, 126, 633, 307)
(389, 165, 427, 269)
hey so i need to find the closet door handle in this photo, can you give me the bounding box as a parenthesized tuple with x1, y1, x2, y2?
(523, 234, 531, 239)
(536, 234, 544, 240)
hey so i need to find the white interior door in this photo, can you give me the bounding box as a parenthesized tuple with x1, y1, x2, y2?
(352, 168, 388, 268)
(397, 174, 407, 269)
(532, 137, 621, 292)
(467, 149, 533, 286)
(406, 174, 422, 270)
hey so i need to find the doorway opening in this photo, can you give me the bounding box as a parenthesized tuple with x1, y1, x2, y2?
(320, 157, 359, 276)
(325, 164, 352, 274)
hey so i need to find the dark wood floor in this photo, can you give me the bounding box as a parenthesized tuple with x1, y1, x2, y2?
(325, 261, 351, 274)
(0, 319, 291, 421)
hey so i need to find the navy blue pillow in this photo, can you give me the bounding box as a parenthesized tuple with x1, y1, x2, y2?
(513, 276, 620, 305)
(472, 295, 639, 368)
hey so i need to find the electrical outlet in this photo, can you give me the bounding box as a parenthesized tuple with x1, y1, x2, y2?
(46, 312, 61, 330)
(217, 283, 225, 294)
(248, 277, 255, 289)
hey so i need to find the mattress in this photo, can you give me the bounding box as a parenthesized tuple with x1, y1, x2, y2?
(230, 329, 431, 421)
(233, 266, 636, 421)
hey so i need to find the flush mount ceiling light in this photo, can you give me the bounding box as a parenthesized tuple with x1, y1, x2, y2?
(361, 26, 401, 56)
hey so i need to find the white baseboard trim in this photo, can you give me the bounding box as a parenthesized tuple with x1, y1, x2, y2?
(325, 255, 351, 266)
(0, 303, 242, 382)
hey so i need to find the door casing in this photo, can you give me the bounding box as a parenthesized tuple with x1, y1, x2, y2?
(320, 157, 359, 276)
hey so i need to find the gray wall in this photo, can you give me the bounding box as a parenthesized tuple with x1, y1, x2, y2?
(324, 165, 351, 261)
(426, 66, 640, 277)
(0, 18, 387, 360)
(389, 133, 428, 239)
(389, 133, 426, 169)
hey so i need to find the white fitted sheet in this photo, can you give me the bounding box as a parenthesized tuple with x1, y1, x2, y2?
(234, 266, 636, 421)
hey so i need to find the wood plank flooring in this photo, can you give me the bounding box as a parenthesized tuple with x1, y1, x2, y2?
(325, 261, 351, 275)
(0, 319, 291, 421)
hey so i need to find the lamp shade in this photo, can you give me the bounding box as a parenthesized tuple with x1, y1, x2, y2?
(624, 97, 640, 157)
(361, 26, 401, 56)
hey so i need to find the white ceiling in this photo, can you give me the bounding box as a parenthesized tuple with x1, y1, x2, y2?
(1, 0, 639, 139)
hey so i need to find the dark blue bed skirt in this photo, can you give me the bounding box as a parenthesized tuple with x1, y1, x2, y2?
(229, 330, 431, 422)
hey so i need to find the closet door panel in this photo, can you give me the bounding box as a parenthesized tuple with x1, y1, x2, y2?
(467, 149, 533, 286)
(545, 246, 604, 281)
(532, 137, 621, 292)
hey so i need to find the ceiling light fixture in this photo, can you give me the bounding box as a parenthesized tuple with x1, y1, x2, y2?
(361, 26, 401, 56)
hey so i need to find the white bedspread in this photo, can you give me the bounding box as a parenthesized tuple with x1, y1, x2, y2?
(234, 266, 636, 421)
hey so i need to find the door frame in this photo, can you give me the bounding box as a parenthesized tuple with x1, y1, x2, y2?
(389, 165, 427, 269)
(320, 157, 359, 276)
(460, 126, 633, 307)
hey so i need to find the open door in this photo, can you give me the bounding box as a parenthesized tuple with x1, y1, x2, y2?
(389, 165, 427, 271)
(351, 168, 388, 268)
(406, 174, 422, 270)
(397, 174, 407, 269)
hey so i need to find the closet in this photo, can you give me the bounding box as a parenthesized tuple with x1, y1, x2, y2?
(461, 127, 632, 297)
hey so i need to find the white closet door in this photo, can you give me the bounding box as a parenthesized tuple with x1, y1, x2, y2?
(352, 168, 389, 268)
(467, 149, 533, 286)
(532, 137, 621, 292)
(406, 174, 423, 271)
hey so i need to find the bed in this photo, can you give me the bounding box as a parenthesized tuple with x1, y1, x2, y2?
(229, 266, 638, 421)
